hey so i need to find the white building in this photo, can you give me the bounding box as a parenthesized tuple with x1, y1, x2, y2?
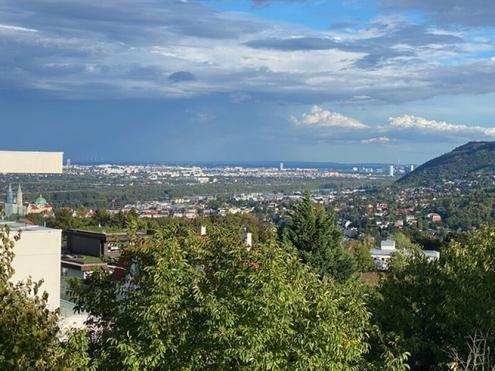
(0, 151, 63, 174)
(0, 151, 63, 311)
(3, 221, 62, 310)
(370, 239, 440, 271)
(389, 165, 395, 177)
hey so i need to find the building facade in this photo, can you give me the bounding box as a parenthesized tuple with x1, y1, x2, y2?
(66, 229, 140, 258)
(3, 221, 62, 310)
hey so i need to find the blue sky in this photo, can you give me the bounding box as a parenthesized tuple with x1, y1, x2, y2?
(1, 0, 495, 164)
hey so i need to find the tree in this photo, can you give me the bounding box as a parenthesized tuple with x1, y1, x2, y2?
(92, 209, 112, 227)
(69, 224, 372, 369)
(373, 226, 495, 369)
(26, 212, 45, 226)
(346, 238, 375, 273)
(283, 191, 356, 281)
(0, 226, 89, 369)
(48, 207, 87, 230)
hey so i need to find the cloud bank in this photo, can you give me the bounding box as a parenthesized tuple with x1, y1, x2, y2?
(0, 0, 493, 104)
(292, 106, 495, 143)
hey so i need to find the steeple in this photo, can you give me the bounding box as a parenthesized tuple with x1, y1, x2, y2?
(16, 184, 23, 206)
(6, 184, 13, 204)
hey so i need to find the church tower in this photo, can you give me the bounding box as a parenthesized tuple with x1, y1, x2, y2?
(6, 184, 13, 204)
(16, 184, 23, 207)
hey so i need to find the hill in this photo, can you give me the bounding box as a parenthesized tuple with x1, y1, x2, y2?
(398, 141, 495, 185)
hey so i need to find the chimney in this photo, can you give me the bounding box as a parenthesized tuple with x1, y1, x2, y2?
(244, 230, 252, 249)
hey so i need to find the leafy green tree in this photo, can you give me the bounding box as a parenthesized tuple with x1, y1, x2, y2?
(92, 209, 112, 227)
(283, 191, 356, 281)
(346, 238, 375, 273)
(69, 224, 372, 369)
(26, 212, 45, 226)
(0, 226, 89, 369)
(373, 225, 495, 369)
(49, 208, 81, 230)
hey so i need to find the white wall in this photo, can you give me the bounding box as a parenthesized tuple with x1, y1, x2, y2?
(0, 151, 63, 174)
(10, 227, 62, 310)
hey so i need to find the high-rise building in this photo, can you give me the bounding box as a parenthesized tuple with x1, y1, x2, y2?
(389, 165, 395, 177)
(279, 162, 284, 171)
(410, 164, 415, 172)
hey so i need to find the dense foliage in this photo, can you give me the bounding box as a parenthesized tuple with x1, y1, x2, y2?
(69, 224, 373, 369)
(373, 226, 495, 369)
(8, 195, 495, 369)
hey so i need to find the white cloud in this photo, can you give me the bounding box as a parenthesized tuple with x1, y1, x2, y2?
(292, 107, 495, 144)
(361, 136, 391, 144)
(386, 114, 495, 137)
(0, 23, 37, 33)
(291, 105, 368, 129)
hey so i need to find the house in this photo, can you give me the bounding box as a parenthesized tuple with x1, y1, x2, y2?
(427, 213, 442, 222)
(369, 239, 440, 271)
(369, 240, 396, 271)
(65, 229, 143, 258)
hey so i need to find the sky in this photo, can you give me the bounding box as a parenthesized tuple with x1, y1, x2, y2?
(1, 0, 495, 164)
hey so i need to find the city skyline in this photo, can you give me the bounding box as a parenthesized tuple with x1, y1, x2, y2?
(2, 1, 495, 163)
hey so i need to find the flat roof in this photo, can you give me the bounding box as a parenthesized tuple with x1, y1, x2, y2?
(370, 248, 394, 256)
(0, 220, 59, 232)
(370, 247, 440, 258)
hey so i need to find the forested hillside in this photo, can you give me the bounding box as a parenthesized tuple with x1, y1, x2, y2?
(399, 141, 495, 185)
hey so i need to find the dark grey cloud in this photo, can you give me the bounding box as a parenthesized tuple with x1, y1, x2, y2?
(0, 0, 267, 41)
(0, 0, 269, 97)
(169, 71, 197, 83)
(381, 0, 495, 27)
(245, 22, 463, 68)
(245, 37, 340, 51)
(246, 23, 463, 51)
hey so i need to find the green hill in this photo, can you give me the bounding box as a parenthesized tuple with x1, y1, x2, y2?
(398, 141, 495, 185)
